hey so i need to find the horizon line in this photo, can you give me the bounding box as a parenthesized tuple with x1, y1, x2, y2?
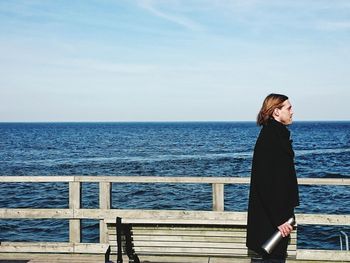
(0, 120, 349, 123)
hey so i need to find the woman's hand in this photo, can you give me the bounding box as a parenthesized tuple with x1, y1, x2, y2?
(278, 220, 293, 237)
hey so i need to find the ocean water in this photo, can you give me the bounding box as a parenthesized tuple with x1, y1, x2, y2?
(0, 122, 349, 250)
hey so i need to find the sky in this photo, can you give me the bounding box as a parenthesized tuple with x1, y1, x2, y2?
(0, 0, 349, 122)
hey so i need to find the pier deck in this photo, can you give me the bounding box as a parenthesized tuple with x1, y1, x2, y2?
(1, 176, 349, 262)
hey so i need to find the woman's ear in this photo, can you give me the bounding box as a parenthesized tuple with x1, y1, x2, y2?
(273, 108, 280, 118)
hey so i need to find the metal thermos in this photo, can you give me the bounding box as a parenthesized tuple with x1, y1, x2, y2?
(262, 217, 295, 254)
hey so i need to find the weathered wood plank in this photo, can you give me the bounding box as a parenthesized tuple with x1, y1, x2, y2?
(0, 254, 108, 263)
(1, 176, 349, 186)
(296, 214, 350, 225)
(109, 228, 247, 237)
(69, 181, 81, 243)
(132, 241, 248, 249)
(0, 242, 109, 254)
(1, 208, 347, 226)
(130, 235, 247, 242)
(298, 178, 350, 186)
(0, 208, 73, 218)
(135, 247, 249, 255)
(109, 235, 296, 245)
(139, 255, 250, 263)
(0, 242, 73, 253)
(0, 176, 75, 182)
(75, 176, 251, 184)
(99, 182, 111, 243)
(99, 182, 111, 209)
(213, 183, 224, 212)
(297, 249, 350, 261)
(102, 210, 247, 224)
(100, 219, 109, 244)
(130, 225, 248, 231)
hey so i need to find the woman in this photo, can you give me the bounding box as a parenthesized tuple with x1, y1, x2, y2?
(246, 94, 300, 262)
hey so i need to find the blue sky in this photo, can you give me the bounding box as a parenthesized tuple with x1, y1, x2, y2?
(0, 0, 349, 121)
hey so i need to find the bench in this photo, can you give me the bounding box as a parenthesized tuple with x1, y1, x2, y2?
(0, 242, 111, 263)
(104, 210, 297, 263)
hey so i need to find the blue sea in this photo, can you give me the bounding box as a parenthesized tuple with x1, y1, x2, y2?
(0, 122, 349, 250)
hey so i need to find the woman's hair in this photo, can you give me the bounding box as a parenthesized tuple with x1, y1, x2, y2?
(257, 93, 288, 126)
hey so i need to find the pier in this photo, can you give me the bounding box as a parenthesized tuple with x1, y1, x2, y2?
(0, 176, 349, 262)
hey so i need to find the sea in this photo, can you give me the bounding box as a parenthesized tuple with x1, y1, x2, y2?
(0, 122, 349, 250)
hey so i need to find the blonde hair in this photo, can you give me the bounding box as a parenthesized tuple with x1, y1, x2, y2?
(257, 93, 288, 126)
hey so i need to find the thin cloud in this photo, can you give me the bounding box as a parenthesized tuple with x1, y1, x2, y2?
(137, 0, 204, 31)
(52, 58, 158, 74)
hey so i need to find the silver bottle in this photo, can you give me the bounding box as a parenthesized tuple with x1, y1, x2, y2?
(262, 217, 295, 254)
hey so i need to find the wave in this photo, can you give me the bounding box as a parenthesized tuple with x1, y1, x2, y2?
(1, 152, 253, 166)
(2, 148, 349, 167)
(295, 148, 350, 156)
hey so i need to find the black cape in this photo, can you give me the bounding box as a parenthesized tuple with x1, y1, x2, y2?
(246, 118, 299, 259)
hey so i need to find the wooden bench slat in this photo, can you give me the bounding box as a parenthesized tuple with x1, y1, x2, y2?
(132, 235, 247, 242)
(108, 228, 295, 241)
(109, 228, 248, 237)
(131, 225, 248, 231)
(135, 246, 249, 255)
(111, 242, 296, 253)
(108, 226, 248, 232)
(133, 241, 248, 249)
(108, 237, 247, 244)
(108, 244, 296, 251)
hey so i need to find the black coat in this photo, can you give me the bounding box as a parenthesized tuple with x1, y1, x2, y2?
(246, 118, 299, 259)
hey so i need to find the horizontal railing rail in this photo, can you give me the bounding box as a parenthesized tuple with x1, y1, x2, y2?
(1, 175, 350, 185)
(1, 209, 349, 225)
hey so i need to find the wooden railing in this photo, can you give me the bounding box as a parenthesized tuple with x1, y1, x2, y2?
(1, 176, 349, 245)
(1, 176, 350, 261)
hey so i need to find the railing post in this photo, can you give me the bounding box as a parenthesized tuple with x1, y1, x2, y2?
(99, 182, 111, 243)
(69, 181, 81, 243)
(212, 183, 224, 211)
